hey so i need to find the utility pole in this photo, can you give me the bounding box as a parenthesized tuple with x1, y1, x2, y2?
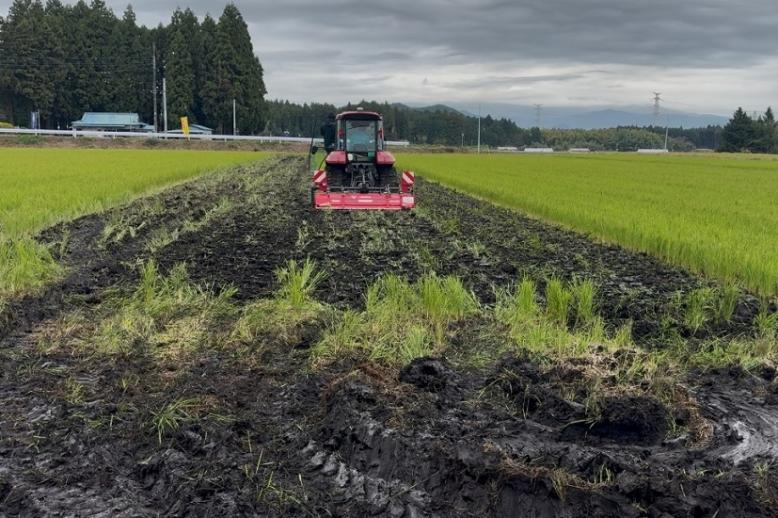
(652, 92, 662, 126)
(477, 104, 481, 154)
(461, 132, 464, 148)
(233, 99, 237, 135)
(152, 42, 158, 132)
(162, 77, 168, 133)
(534, 104, 543, 128)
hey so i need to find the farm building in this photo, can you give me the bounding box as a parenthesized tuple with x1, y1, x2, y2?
(71, 112, 154, 132)
(166, 124, 213, 136)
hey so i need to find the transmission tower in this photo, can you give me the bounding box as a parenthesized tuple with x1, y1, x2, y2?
(534, 104, 543, 128)
(652, 92, 662, 125)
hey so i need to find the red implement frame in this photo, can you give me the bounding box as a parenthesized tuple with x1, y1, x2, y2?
(312, 170, 416, 210)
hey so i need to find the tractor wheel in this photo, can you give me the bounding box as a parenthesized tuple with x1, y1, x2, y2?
(326, 166, 346, 191)
(379, 167, 399, 190)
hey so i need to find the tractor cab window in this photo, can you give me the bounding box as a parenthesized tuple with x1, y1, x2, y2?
(344, 120, 377, 153)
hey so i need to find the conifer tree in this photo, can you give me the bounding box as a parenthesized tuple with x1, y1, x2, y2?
(165, 8, 195, 127)
(720, 107, 754, 152)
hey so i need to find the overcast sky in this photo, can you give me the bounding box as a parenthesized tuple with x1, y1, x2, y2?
(3, 0, 776, 115)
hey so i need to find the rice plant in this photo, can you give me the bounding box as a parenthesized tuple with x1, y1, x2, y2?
(545, 278, 572, 327)
(313, 274, 477, 367)
(274, 258, 325, 308)
(715, 283, 740, 323)
(152, 398, 200, 444)
(688, 336, 778, 371)
(684, 288, 715, 335)
(755, 308, 778, 339)
(92, 260, 237, 354)
(570, 278, 597, 328)
(418, 275, 479, 343)
(0, 237, 62, 299)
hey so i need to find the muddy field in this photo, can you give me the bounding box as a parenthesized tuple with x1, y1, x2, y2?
(1, 156, 777, 517)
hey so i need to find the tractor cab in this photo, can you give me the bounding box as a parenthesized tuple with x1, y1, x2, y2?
(336, 111, 383, 155)
(311, 109, 415, 210)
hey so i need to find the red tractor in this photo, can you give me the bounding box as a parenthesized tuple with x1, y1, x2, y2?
(310, 109, 415, 210)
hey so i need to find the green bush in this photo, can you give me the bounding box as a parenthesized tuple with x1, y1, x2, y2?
(16, 134, 42, 145)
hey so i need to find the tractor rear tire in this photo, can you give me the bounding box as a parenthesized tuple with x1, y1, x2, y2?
(379, 167, 399, 190)
(326, 166, 346, 191)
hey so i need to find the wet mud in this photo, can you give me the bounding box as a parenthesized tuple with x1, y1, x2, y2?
(1, 156, 777, 517)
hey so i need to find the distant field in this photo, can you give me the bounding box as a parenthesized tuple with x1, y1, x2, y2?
(0, 147, 268, 299)
(401, 153, 778, 297)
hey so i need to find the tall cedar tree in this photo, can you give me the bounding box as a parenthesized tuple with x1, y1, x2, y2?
(211, 4, 266, 134)
(165, 8, 196, 128)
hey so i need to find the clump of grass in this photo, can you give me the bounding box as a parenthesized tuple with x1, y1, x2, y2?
(613, 320, 634, 348)
(715, 282, 740, 323)
(312, 274, 478, 367)
(570, 278, 597, 328)
(151, 398, 200, 444)
(0, 237, 63, 300)
(755, 307, 778, 339)
(398, 325, 434, 364)
(545, 278, 572, 327)
(275, 258, 325, 308)
(495, 277, 538, 329)
(419, 275, 479, 342)
(64, 377, 86, 405)
(92, 260, 237, 355)
(231, 259, 326, 348)
(687, 337, 778, 372)
(497, 277, 626, 359)
(16, 134, 41, 146)
(684, 288, 715, 335)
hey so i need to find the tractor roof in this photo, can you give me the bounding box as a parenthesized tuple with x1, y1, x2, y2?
(337, 110, 382, 121)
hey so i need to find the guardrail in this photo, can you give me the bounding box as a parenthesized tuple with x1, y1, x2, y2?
(0, 127, 411, 147)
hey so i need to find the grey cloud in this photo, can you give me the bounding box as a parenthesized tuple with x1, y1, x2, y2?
(447, 74, 584, 89)
(1, 0, 776, 111)
(93, 0, 778, 68)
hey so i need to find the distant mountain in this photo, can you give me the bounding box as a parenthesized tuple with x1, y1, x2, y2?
(392, 102, 466, 115)
(441, 102, 728, 129)
(557, 109, 728, 129)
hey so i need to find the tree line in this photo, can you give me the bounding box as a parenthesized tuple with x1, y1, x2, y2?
(0, 0, 266, 133)
(269, 101, 778, 154)
(719, 107, 777, 153)
(266, 99, 716, 151)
